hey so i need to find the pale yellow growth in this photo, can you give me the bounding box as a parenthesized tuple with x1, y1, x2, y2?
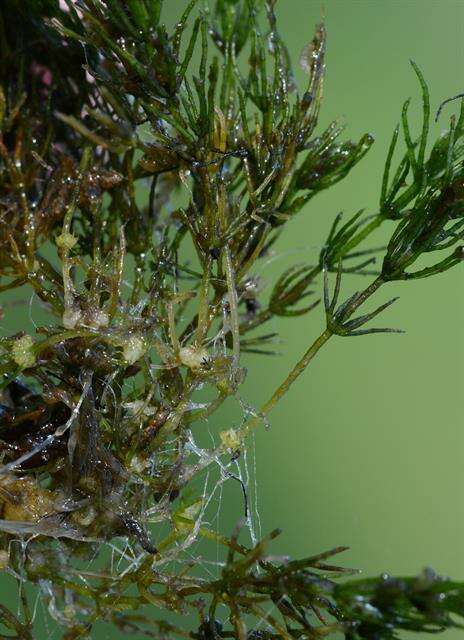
(130, 455, 151, 474)
(62, 306, 82, 329)
(0, 550, 9, 570)
(72, 505, 96, 527)
(179, 345, 209, 370)
(219, 428, 241, 451)
(123, 335, 147, 364)
(56, 231, 78, 250)
(0, 476, 55, 523)
(63, 306, 109, 330)
(63, 605, 77, 621)
(11, 334, 35, 369)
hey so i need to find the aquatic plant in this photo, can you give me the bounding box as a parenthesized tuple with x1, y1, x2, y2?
(0, 1, 463, 638)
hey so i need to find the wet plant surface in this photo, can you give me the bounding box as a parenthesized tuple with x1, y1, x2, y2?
(0, 1, 463, 638)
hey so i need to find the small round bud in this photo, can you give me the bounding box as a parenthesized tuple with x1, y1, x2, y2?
(72, 505, 96, 527)
(179, 345, 209, 370)
(220, 428, 241, 451)
(62, 307, 82, 329)
(11, 334, 35, 369)
(56, 232, 78, 250)
(123, 335, 147, 365)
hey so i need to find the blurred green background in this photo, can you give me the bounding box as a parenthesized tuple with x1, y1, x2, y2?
(226, 1, 464, 638)
(1, 1, 463, 638)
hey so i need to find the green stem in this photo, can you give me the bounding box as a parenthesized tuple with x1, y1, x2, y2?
(34, 329, 99, 354)
(239, 328, 332, 438)
(340, 275, 384, 320)
(239, 274, 386, 439)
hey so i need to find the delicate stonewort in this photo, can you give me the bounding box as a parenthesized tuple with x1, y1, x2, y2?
(0, 1, 462, 639)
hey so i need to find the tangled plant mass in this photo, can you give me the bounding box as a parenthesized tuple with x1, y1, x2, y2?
(0, 1, 463, 638)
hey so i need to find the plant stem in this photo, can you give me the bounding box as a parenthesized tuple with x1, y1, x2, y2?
(239, 328, 332, 438)
(239, 275, 385, 439)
